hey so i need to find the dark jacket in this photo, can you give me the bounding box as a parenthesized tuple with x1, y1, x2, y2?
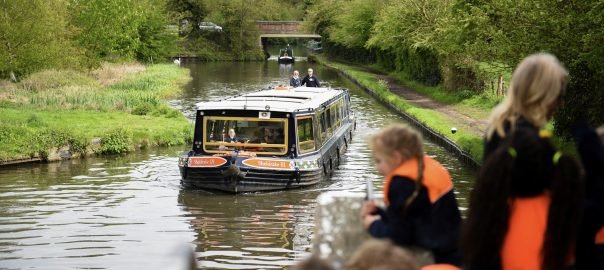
(301, 75, 320, 87)
(484, 117, 555, 159)
(484, 117, 557, 196)
(572, 122, 604, 269)
(290, 77, 301, 87)
(369, 175, 462, 266)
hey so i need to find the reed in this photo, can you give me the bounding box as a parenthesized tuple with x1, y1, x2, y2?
(0, 63, 192, 163)
(1, 64, 186, 114)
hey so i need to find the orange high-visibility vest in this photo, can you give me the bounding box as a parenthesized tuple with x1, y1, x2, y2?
(422, 264, 460, 270)
(383, 156, 453, 206)
(501, 194, 550, 270)
(596, 226, 604, 244)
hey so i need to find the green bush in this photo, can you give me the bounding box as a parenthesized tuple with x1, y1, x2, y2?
(27, 114, 47, 127)
(100, 128, 131, 154)
(132, 103, 154, 115)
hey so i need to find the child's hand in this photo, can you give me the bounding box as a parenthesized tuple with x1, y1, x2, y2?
(362, 214, 380, 229)
(361, 200, 378, 217)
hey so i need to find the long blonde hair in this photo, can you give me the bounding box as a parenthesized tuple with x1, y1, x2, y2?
(487, 53, 569, 139)
(372, 124, 424, 209)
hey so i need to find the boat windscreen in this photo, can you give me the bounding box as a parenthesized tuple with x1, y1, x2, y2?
(203, 116, 288, 155)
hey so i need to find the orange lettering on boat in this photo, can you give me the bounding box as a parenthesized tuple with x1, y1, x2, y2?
(243, 159, 292, 170)
(188, 157, 227, 167)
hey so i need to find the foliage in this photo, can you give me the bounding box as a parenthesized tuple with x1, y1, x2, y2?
(329, 0, 385, 49)
(322, 58, 485, 162)
(166, 0, 208, 35)
(0, 63, 192, 161)
(307, 0, 604, 136)
(0, 64, 187, 118)
(70, 0, 177, 65)
(100, 128, 132, 154)
(452, 0, 604, 136)
(0, 0, 83, 81)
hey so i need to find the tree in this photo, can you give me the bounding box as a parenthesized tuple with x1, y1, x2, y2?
(329, 0, 386, 49)
(202, 0, 265, 60)
(70, 0, 142, 62)
(136, 0, 178, 63)
(0, 0, 81, 81)
(70, 0, 177, 64)
(166, 0, 207, 35)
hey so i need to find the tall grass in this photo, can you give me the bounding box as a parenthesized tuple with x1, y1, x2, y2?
(0, 63, 192, 162)
(0, 63, 187, 114)
(92, 62, 146, 86)
(318, 57, 486, 162)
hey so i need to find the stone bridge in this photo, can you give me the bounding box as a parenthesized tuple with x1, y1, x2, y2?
(256, 21, 321, 48)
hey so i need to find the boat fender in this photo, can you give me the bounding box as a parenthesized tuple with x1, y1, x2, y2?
(323, 161, 328, 176)
(344, 137, 348, 149)
(222, 164, 246, 178)
(295, 167, 301, 184)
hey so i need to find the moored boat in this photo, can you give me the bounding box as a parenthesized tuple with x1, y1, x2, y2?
(178, 86, 356, 192)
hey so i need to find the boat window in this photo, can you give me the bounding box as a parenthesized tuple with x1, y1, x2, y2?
(330, 104, 338, 129)
(203, 116, 287, 155)
(297, 117, 315, 154)
(334, 102, 341, 128)
(325, 107, 332, 129)
(344, 98, 348, 118)
(318, 111, 327, 143)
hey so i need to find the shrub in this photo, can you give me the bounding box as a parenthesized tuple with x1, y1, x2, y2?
(132, 103, 154, 115)
(100, 128, 131, 154)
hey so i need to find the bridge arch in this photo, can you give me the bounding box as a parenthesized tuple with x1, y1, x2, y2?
(256, 21, 321, 52)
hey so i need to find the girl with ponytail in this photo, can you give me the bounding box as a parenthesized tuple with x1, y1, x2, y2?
(361, 124, 462, 266)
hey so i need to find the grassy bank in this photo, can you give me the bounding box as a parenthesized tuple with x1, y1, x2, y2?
(314, 56, 486, 163)
(0, 63, 192, 163)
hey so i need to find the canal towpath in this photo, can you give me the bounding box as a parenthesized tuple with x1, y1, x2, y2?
(312, 56, 492, 164)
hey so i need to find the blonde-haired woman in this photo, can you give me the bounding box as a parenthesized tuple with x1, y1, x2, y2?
(465, 53, 585, 270)
(484, 53, 568, 159)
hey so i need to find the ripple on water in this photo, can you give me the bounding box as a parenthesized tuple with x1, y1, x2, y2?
(0, 60, 476, 269)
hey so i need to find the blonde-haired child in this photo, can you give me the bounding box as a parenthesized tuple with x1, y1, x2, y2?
(484, 53, 568, 159)
(361, 124, 462, 267)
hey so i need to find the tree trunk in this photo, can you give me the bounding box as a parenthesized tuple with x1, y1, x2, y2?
(491, 80, 495, 95)
(6, 41, 17, 82)
(497, 76, 504, 96)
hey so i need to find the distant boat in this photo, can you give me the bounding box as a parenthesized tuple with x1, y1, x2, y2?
(278, 47, 294, 63)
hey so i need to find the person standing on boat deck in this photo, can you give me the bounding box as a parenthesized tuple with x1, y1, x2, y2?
(290, 70, 301, 88)
(301, 68, 321, 87)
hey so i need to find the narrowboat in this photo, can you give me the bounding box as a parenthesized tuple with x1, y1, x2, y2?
(278, 47, 294, 63)
(178, 86, 356, 192)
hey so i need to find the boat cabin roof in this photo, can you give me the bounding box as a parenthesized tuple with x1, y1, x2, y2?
(195, 86, 345, 113)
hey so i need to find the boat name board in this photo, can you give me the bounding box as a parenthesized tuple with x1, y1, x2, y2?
(243, 158, 292, 170)
(242, 158, 320, 171)
(188, 157, 227, 167)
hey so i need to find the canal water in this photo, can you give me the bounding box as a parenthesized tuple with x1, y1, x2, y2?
(0, 48, 475, 269)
